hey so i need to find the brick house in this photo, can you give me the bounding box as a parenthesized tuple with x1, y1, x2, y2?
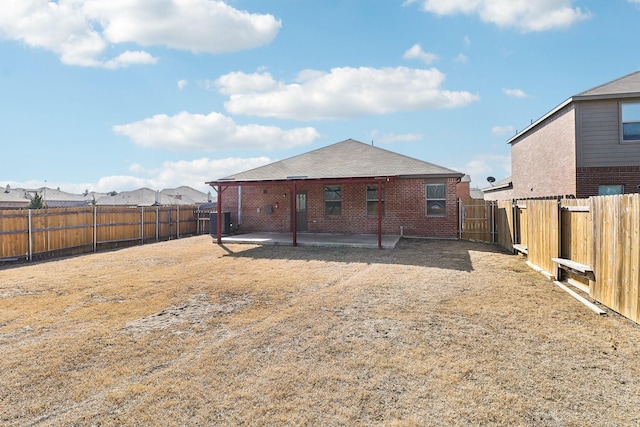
(484, 71, 640, 200)
(206, 139, 465, 246)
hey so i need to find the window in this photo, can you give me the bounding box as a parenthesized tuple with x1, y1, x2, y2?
(366, 185, 385, 215)
(598, 185, 624, 195)
(426, 183, 446, 216)
(622, 102, 640, 142)
(324, 185, 342, 215)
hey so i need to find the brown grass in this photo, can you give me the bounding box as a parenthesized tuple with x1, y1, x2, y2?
(1, 236, 639, 426)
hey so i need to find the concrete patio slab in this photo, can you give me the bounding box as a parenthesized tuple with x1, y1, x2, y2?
(219, 232, 401, 249)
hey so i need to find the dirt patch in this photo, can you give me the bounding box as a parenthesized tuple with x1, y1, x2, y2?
(125, 293, 252, 336)
(0, 236, 639, 426)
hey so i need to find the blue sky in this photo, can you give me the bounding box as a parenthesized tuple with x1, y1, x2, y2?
(1, 0, 640, 194)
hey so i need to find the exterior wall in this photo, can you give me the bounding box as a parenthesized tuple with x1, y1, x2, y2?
(577, 98, 640, 167)
(217, 177, 460, 238)
(510, 104, 577, 198)
(482, 187, 514, 201)
(576, 166, 640, 198)
(456, 181, 470, 198)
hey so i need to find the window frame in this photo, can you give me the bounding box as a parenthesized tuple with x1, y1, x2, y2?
(366, 184, 385, 216)
(426, 183, 447, 217)
(324, 185, 342, 216)
(620, 102, 640, 143)
(598, 184, 624, 196)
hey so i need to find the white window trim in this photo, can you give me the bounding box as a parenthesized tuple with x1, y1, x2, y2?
(620, 101, 640, 144)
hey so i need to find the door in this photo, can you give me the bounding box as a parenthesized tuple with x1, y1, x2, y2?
(296, 192, 308, 232)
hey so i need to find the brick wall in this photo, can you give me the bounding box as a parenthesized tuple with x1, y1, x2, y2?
(216, 177, 460, 238)
(456, 181, 470, 198)
(576, 166, 640, 197)
(511, 104, 577, 198)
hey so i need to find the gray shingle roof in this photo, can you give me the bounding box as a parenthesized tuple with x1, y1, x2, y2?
(215, 139, 462, 182)
(95, 188, 199, 206)
(575, 71, 640, 99)
(508, 71, 640, 144)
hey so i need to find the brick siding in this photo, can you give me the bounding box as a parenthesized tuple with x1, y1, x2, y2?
(217, 178, 459, 238)
(511, 104, 577, 198)
(576, 166, 640, 197)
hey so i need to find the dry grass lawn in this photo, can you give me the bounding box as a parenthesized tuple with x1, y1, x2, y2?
(1, 236, 639, 426)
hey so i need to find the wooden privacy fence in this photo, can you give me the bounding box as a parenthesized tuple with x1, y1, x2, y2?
(0, 205, 202, 263)
(501, 196, 639, 324)
(458, 198, 497, 243)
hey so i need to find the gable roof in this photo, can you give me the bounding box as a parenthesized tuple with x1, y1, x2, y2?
(211, 139, 462, 183)
(162, 186, 211, 203)
(575, 71, 640, 100)
(481, 176, 513, 193)
(95, 188, 198, 206)
(508, 71, 640, 145)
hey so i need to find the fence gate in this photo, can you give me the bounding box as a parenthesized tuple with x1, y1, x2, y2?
(458, 198, 496, 243)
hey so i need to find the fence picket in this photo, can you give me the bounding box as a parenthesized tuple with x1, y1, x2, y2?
(0, 205, 200, 263)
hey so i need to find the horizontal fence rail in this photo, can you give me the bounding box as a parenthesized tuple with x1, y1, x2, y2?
(1, 205, 203, 263)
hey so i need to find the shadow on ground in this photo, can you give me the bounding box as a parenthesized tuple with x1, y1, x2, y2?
(219, 238, 509, 272)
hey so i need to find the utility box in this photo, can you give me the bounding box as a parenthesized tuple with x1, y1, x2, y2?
(210, 212, 232, 236)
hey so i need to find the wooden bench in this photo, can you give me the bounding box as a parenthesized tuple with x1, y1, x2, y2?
(512, 244, 528, 255)
(552, 258, 595, 281)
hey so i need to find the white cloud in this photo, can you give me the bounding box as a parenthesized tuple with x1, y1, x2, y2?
(113, 111, 320, 151)
(8, 156, 273, 193)
(216, 71, 281, 95)
(502, 88, 529, 98)
(458, 153, 511, 186)
(369, 131, 424, 144)
(178, 79, 188, 90)
(217, 67, 479, 120)
(416, 0, 591, 32)
(104, 50, 158, 69)
(403, 44, 438, 64)
(454, 53, 469, 63)
(124, 156, 273, 192)
(82, 0, 281, 53)
(0, 0, 281, 67)
(491, 125, 515, 136)
(463, 35, 471, 48)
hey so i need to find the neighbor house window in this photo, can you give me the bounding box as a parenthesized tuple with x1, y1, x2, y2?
(621, 102, 640, 142)
(598, 185, 624, 195)
(366, 185, 385, 215)
(426, 183, 446, 216)
(324, 185, 342, 215)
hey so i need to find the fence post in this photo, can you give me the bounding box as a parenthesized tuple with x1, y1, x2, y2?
(512, 200, 517, 249)
(156, 206, 159, 242)
(177, 205, 180, 238)
(93, 206, 97, 252)
(457, 199, 462, 239)
(556, 198, 562, 280)
(141, 206, 144, 244)
(491, 201, 496, 244)
(28, 209, 33, 262)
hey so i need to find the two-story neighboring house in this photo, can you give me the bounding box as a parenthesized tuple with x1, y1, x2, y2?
(485, 71, 640, 200)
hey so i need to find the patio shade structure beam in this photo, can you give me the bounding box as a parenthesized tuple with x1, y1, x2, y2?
(206, 176, 395, 249)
